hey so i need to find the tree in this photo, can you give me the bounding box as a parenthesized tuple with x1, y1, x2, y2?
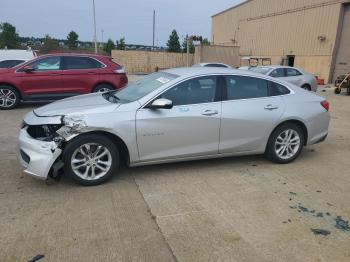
(103, 38, 115, 55)
(182, 35, 195, 54)
(116, 37, 126, 50)
(202, 38, 210, 46)
(0, 22, 19, 49)
(40, 34, 59, 53)
(67, 31, 79, 49)
(166, 30, 181, 53)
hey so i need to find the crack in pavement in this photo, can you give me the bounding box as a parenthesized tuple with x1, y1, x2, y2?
(131, 173, 178, 262)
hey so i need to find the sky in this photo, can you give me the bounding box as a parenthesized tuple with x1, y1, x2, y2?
(0, 0, 243, 46)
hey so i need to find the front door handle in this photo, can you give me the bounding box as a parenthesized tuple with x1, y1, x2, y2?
(202, 109, 219, 116)
(264, 104, 279, 110)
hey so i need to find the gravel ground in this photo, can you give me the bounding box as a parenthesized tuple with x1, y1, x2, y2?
(0, 84, 349, 262)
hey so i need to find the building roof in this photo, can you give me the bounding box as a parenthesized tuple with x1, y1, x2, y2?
(212, 0, 252, 17)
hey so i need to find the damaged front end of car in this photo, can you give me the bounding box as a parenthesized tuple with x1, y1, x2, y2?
(18, 112, 88, 180)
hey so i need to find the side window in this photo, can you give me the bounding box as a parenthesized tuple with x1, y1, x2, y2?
(270, 68, 285, 78)
(63, 57, 103, 70)
(160, 76, 217, 106)
(225, 76, 268, 100)
(29, 57, 61, 71)
(286, 68, 302, 76)
(269, 81, 291, 96)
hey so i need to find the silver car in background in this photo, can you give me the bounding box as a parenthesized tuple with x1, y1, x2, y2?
(18, 67, 330, 186)
(193, 62, 232, 68)
(241, 66, 318, 92)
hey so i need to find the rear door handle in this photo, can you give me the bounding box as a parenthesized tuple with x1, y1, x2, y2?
(264, 104, 279, 110)
(202, 109, 219, 116)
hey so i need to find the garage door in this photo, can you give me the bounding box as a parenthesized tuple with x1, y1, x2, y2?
(333, 4, 350, 82)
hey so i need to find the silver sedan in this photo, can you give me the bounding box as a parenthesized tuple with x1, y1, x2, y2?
(18, 67, 330, 185)
(240, 66, 318, 92)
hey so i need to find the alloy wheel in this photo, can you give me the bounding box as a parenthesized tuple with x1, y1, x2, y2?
(274, 129, 301, 160)
(0, 88, 17, 108)
(71, 143, 112, 180)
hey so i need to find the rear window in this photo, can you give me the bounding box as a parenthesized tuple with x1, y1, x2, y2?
(249, 67, 271, 75)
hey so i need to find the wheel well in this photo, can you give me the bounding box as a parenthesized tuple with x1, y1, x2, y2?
(66, 131, 130, 165)
(302, 83, 311, 90)
(273, 120, 308, 145)
(0, 83, 23, 99)
(92, 82, 117, 92)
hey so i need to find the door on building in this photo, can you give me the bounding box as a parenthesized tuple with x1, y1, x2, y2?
(287, 55, 295, 67)
(333, 4, 350, 82)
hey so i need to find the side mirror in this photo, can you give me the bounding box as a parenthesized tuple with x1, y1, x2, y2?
(149, 98, 173, 109)
(23, 66, 34, 73)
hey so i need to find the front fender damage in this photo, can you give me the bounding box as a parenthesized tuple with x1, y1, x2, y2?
(19, 114, 92, 181)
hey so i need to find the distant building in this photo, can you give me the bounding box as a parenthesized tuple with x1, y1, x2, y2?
(211, 0, 350, 82)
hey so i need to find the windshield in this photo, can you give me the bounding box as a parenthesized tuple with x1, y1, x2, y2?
(108, 72, 179, 103)
(249, 67, 271, 75)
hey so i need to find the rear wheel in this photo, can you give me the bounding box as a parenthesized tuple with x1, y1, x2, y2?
(63, 134, 119, 186)
(93, 84, 114, 93)
(0, 85, 20, 110)
(265, 123, 305, 164)
(301, 84, 311, 91)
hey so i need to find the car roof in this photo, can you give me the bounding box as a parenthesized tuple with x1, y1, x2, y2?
(164, 67, 269, 78)
(36, 53, 110, 59)
(254, 65, 302, 70)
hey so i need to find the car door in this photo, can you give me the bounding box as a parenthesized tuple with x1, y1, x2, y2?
(219, 75, 286, 154)
(136, 75, 221, 162)
(60, 56, 101, 94)
(283, 68, 303, 86)
(15, 56, 63, 97)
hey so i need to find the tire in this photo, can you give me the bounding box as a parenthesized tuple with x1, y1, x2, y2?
(334, 88, 341, 94)
(0, 85, 20, 110)
(347, 87, 350, 96)
(93, 84, 114, 93)
(265, 123, 305, 164)
(62, 134, 119, 186)
(301, 84, 311, 91)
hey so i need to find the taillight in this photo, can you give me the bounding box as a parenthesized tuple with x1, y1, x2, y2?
(321, 100, 329, 111)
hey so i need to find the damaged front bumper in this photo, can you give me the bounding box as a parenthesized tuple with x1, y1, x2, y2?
(18, 127, 62, 180)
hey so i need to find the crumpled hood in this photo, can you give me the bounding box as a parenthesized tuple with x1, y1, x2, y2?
(34, 93, 120, 117)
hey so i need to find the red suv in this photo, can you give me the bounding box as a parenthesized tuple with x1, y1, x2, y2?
(0, 53, 128, 109)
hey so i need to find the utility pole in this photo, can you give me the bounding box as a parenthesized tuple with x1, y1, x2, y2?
(186, 35, 190, 67)
(152, 10, 155, 50)
(92, 0, 98, 54)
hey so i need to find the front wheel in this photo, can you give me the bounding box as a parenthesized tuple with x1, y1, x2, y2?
(265, 123, 305, 164)
(63, 134, 119, 186)
(0, 85, 20, 110)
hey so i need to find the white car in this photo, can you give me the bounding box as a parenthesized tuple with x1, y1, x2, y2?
(193, 62, 232, 68)
(240, 66, 318, 92)
(0, 49, 37, 68)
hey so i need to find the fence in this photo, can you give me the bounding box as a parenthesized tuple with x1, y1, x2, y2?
(111, 50, 194, 74)
(194, 45, 240, 67)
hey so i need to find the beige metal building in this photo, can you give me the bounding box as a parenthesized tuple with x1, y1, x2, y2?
(211, 0, 350, 83)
